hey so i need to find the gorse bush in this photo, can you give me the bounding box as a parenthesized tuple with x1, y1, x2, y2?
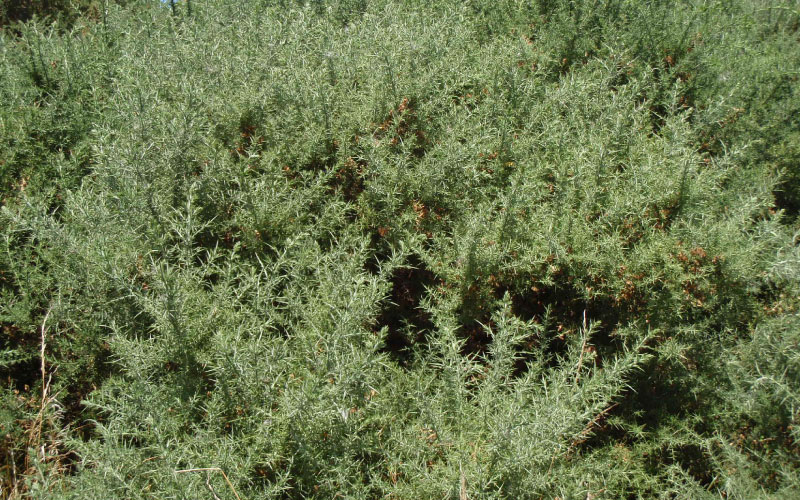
(1, 0, 799, 498)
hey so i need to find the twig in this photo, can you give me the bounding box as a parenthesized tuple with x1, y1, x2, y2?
(546, 453, 557, 476)
(39, 307, 52, 415)
(10, 448, 18, 497)
(30, 307, 53, 464)
(574, 309, 588, 385)
(175, 467, 241, 500)
(459, 464, 468, 500)
(568, 402, 619, 454)
(206, 472, 222, 500)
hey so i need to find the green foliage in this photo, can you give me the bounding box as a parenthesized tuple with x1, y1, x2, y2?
(1, 0, 799, 498)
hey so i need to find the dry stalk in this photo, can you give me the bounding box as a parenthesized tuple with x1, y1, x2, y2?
(459, 466, 468, 500)
(206, 472, 223, 500)
(175, 467, 241, 500)
(9, 307, 63, 499)
(568, 402, 619, 454)
(28, 308, 56, 465)
(574, 309, 588, 385)
(26, 308, 52, 455)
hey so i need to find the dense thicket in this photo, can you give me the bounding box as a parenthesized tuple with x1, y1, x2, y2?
(1, 1, 799, 498)
(1, 1, 108, 29)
